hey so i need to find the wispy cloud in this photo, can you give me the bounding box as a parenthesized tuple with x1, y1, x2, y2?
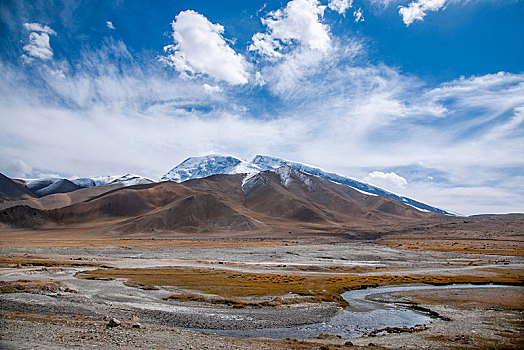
(106, 21, 115, 30)
(0, 1, 522, 215)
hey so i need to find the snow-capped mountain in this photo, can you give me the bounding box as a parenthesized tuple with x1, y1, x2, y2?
(90, 174, 153, 187)
(161, 155, 261, 182)
(161, 154, 454, 215)
(251, 155, 454, 215)
(24, 174, 153, 197)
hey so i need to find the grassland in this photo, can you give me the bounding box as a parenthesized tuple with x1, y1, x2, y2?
(76, 267, 524, 306)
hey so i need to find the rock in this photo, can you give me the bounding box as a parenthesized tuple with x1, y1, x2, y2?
(448, 335, 473, 344)
(132, 322, 141, 329)
(344, 341, 353, 346)
(319, 346, 329, 350)
(106, 318, 121, 328)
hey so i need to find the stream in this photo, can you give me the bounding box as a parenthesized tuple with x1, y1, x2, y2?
(202, 284, 511, 339)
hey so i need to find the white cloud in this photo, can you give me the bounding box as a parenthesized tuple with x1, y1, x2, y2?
(2, 34, 524, 214)
(106, 21, 115, 30)
(250, 0, 337, 95)
(365, 171, 408, 190)
(399, 0, 447, 26)
(328, 0, 353, 15)
(250, 0, 331, 58)
(161, 10, 249, 85)
(203, 83, 222, 93)
(354, 7, 365, 22)
(369, 0, 401, 6)
(0, 158, 32, 178)
(23, 22, 56, 35)
(22, 22, 56, 61)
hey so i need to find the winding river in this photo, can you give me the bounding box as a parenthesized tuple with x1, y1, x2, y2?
(206, 284, 513, 339)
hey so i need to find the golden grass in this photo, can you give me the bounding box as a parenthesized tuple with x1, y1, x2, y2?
(425, 334, 524, 349)
(380, 238, 524, 256)
(0, 256, 102, 268)
(0, 279, 76, 294)
(76, 267, 524, 306)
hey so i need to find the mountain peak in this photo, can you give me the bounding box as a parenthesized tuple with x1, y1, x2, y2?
(161, 154, 455, 215)
(161, 154, 260, 182)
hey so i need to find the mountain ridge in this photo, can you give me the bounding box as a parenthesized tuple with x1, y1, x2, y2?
(0, 166, 443, 235)
(161, 154, 454, 215)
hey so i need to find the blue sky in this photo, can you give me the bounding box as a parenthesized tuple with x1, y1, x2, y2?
(0, 0, 523, 215)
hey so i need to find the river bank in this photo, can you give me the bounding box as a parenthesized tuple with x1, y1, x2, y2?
(1, 241, 522, 349)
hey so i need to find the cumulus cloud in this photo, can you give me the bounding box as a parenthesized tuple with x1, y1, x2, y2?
(399, 0, 447, 26)
(250, 0, 331, 58)
(106, 21, 115, 30)
(250, 0, 337, 95)
(22, 22, 56, 61)
(161, 10, 249, 85)
(365, 171, 408, 190)
(328, 0, 353, 15)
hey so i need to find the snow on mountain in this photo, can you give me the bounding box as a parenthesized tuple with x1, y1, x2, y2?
(162, 154, 455, 215)
(24, 174, 153, 196)
(35, 179, 80, 197)
(26, 178, 59, 192)
(161, 155, 260, 182)
(251, 155, 454, 215)
(70, 178, 96, 188)
(274, 165, 315, 190)
(91, 174, 153, 187)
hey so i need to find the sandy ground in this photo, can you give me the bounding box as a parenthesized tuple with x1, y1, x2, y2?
(0, 240, 523, 349)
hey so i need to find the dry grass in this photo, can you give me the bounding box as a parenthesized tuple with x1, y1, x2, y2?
(380, 238, 524, 256)
(122, 280, 160, 290)
(0, 256, 103, 268)
(425, 334, 524, 349)
(76, 267, 524, 306)
(0, 279, 76, 294)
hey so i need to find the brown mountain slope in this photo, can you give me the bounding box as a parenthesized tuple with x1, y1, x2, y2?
(0, 183, 124, 211)
(241, 170, 331, 224)
(0, 205, 50, 229)
(47, 182, 193, 223)
(116, 193, 265, 233)
(0, 173, 35, 202)
(0, 166, 443, 235)
(237, 166, 432, 227)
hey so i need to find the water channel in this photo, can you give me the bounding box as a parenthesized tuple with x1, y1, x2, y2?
(202, 284, 512, 339)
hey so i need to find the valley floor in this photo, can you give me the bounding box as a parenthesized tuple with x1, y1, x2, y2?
(0, 233, 523, 349)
